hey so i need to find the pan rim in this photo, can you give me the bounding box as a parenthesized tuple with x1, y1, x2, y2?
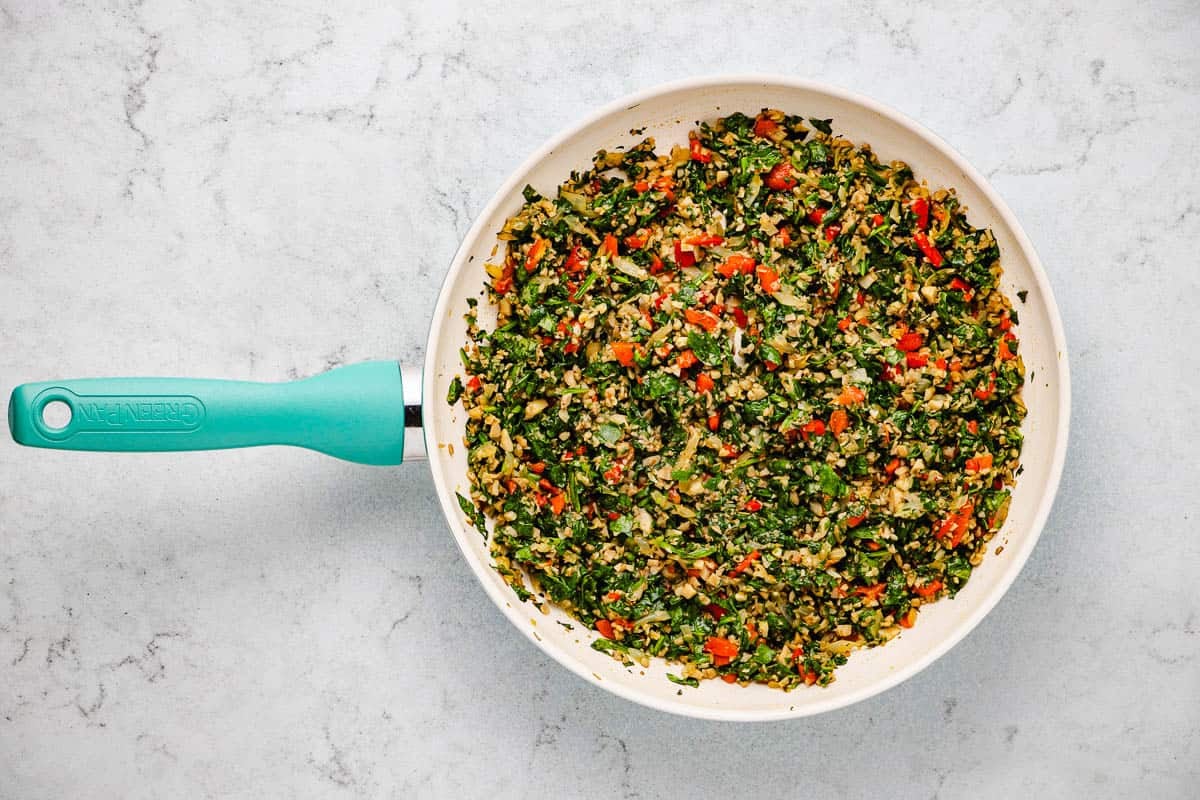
(421, 73, 1071, 721)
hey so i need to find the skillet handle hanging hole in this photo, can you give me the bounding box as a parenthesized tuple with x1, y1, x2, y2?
(40, 399, 73, 430)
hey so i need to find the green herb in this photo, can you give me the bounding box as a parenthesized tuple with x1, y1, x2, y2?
(816, 464, 848, 498)
(446, 376, 464, 405)
(455, 492, 488, 537)
(687, 331, 725, 366)
(597, 423, 622, 446)
(808, 117, 834, 135)
(666, 673, 699, 688)
(741, 141, 783, 173)
(644, 371, 679, 399)
(654, 538, 719, 560)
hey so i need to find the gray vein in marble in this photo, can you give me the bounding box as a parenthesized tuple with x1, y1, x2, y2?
(11, 636, 31, 667)
(104, 631, 188, 682)
(309, 724, 358, 789)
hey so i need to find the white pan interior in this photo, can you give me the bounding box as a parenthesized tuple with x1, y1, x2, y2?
(422, 76, 1070, 721)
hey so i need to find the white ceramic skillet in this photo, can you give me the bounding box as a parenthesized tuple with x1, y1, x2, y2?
(9, 76, 1070, 720)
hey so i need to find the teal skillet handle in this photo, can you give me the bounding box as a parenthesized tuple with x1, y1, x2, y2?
(7, 361, 423, 466)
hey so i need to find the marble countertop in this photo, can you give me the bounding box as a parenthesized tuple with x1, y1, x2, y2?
(2, 1, 1197, 797)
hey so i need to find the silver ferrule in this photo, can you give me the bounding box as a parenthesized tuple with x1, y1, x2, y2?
(401, 365, 427, 462)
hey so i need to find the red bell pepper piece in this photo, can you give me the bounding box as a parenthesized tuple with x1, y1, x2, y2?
(753, 116, 778, 137)
(913, 579, 943, 598)
(729, 550, 761, 576)
(973, 372, 997, 401)
(704, 636, 739, 659)
(685, 232, 724, 248)
(563, 245, 586, 275)
(854, 583, 886, 602)
(895, 331, 924, 352)
(524, 237, 548, 272)
(765, 162, 797, 190)
(935, 503, 974, 548)
(599, 234, 618, 259)
(964, 453, 993, 472)
(610, 341, 641, 367)
(912, 232, 943, 266)
(673, 239, 696, 268)
(756, 265, 781, 293)
(684, 308, 719, 332)
(717, 254, 756, 278)
(493, 264, 514, 294)
(911, 197, 930, 230)
(800, 419, 825, 441)
(836, 385, 866, 406)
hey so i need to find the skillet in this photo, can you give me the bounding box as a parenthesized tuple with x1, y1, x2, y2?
(8, 75, 1070, 720)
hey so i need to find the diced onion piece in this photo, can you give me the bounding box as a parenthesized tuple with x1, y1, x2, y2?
(613, 257, 649, 280)
(647, 324, 673, 347)
(711, 210, 727, 236)
(767, 336, 796, 355)
(559, 190, 598, 217)
(564, 215, 593, 237)
(632, 609, 671, 626)
(731, 328, 746, 368)
(524, 398, 549, 420)
(771, 288, 808, 309)
(676, 428, 703, 471)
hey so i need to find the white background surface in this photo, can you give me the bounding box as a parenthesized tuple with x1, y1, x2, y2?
(1, 1, 1197, 797)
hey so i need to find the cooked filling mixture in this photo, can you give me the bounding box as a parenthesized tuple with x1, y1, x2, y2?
(449, 110, 1025, 689)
